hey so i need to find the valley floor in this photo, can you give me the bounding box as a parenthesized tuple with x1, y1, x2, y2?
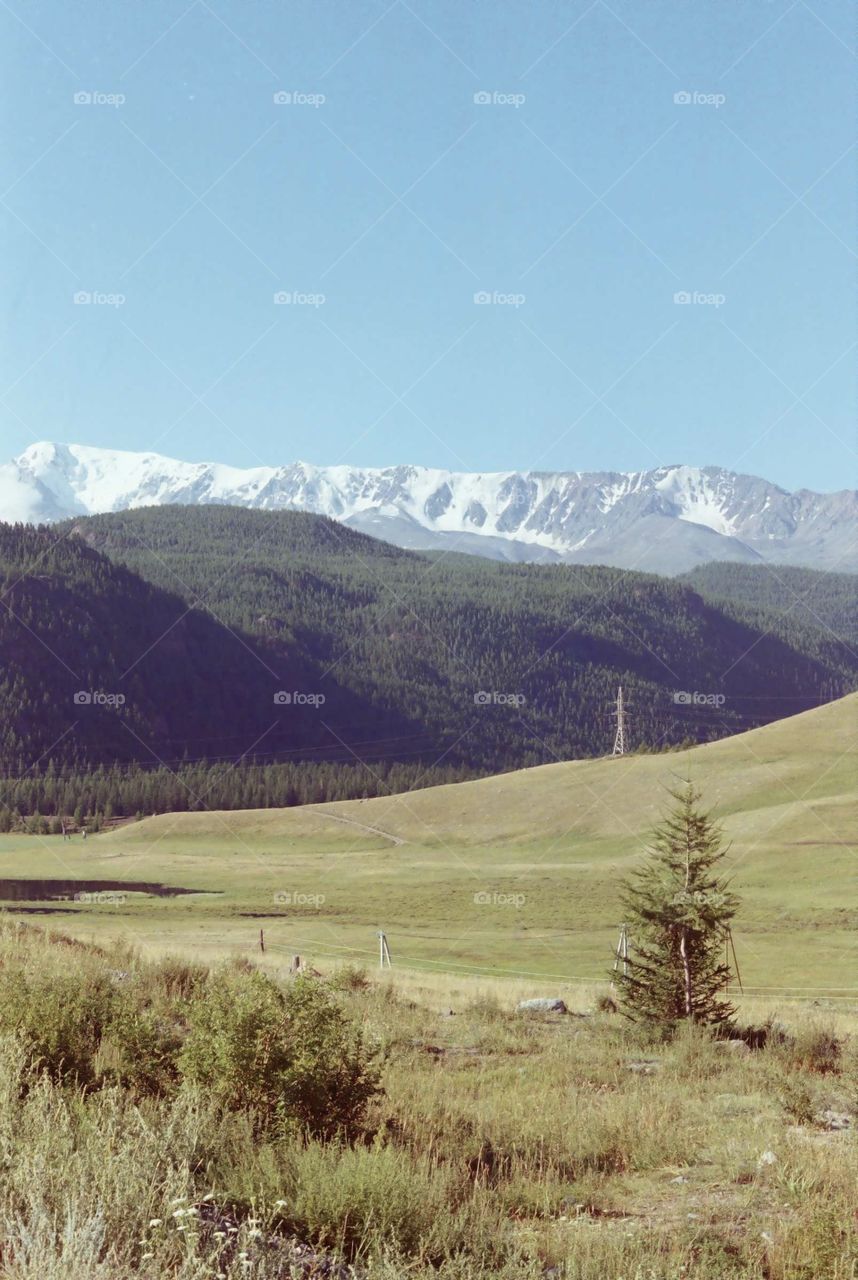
(0, 694, 854, 998)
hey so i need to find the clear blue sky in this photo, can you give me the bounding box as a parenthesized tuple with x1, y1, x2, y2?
(1, 0, 854, 491)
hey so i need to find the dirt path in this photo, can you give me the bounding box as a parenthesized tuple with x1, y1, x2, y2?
(313, 809, 407, 847)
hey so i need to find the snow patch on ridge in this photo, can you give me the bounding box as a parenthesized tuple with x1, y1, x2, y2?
(653, 465, 737, 537)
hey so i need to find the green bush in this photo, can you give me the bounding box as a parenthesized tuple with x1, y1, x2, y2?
(0, 961, 118, 1085)
(94, 1003, 182, 1096)
(179, 970, 381, 1137)
(328, 963, 371, 993)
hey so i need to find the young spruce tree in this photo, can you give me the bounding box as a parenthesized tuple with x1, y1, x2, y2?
(616, 780, 738, 1032)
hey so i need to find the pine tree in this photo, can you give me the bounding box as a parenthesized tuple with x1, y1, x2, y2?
(616, 780, 738, 1032)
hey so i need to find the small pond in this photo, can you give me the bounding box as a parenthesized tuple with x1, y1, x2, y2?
(0, 879, 217, 902)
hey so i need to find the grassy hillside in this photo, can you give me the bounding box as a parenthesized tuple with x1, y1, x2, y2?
(0, 695, 854, 995)
(116, 687, 857, 846)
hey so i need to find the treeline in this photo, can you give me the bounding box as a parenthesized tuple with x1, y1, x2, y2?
(0, 758, 481, 829)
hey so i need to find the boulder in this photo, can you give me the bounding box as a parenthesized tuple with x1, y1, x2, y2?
(516, 997, 568, 1014)
(715, 1039, 750, 1055)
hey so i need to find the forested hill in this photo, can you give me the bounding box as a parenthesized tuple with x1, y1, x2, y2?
(0, 521, 422, 773)
(0, 502, 837, 780)
(680, 562, 858, 651)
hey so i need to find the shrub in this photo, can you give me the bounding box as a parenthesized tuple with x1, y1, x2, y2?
(794, 1022, 842, 1074)
(280, 974, 383, 1138)
(771, 1021, 842, 1075)
(282, 1141, 463, 1258)
(774, 1072, 817, 1124)
(179, 970, 381, 1137)
(329, 964, 371, 993)
(93, 1003, 182, 1096)
(148, 955, 209, 1002)
(0, 961, 118, 1085)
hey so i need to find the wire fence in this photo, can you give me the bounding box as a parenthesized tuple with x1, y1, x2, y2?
(261, 938, 858, 1001)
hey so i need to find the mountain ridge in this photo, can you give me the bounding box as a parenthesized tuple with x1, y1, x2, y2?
(1, 441, 855, 573)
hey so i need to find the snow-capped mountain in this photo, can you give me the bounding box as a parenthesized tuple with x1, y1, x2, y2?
(1, 442, 855, 574)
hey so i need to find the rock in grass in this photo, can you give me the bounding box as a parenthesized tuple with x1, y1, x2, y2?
(626, 1059, 661, 1074)
(820, 1109, 851, 1131)
(516, 997, 568, 1014)
(715, 1039, 750, 1055)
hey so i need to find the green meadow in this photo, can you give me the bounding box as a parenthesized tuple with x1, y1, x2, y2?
(1, 694, 855, 997)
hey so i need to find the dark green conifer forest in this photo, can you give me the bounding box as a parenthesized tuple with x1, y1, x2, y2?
(0, 507, 854, 825)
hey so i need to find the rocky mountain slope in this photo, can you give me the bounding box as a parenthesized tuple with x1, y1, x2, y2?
(1, 441, 854, 573)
